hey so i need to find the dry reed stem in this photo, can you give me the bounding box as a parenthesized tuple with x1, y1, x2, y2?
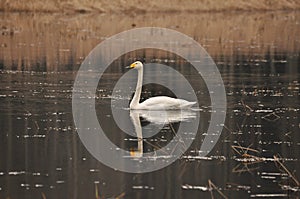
(273, 155, 300, 186)
(208, 179, 228, 199)
(95, 183, 125, 199)
(143, 140, 167, 154)
(231, 144, 264, 174)
(115, 192, 125, 199)
(241, 99, 254, 115)
(232, 145, 259, 154)
(169, 122, 187, 154)
(231, 144, 264, 163)
(261, 112, 280, 122)
(41, 192, 46, 199)
(232, 162, 259, 174)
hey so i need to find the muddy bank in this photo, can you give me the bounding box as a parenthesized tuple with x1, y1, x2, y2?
(1, 0, 300, 13)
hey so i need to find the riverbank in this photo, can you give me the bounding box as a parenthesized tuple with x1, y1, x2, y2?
(1, 11, 299, 71)
(1, 0, 300, 13)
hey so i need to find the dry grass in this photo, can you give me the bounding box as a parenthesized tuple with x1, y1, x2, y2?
(231, 144, 300, 192)
(1, 0, 300, 13)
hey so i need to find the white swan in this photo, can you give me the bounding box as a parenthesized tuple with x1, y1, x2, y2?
(127, 61, 196, 110)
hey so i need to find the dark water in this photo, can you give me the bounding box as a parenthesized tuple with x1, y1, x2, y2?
(0, 11, 300, 199)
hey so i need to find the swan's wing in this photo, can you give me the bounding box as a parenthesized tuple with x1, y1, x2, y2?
(140, 96, 196, 110)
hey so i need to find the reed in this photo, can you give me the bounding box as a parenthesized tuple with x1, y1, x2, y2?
(1, 11, 299, 72)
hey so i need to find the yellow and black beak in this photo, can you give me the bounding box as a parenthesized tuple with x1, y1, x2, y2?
(126, 63, 136, 69)
(130, 63, 136, 68)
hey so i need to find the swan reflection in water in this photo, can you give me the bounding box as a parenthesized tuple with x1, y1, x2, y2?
(128, 109, 197, 158)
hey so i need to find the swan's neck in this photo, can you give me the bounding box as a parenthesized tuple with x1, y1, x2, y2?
(130, 68, 143, 109)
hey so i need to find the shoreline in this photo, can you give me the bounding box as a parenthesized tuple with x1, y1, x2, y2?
(1, 11, 299, 71)
(2, 0, 300, 14)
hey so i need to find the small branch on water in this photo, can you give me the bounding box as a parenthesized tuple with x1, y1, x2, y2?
(208, 179, 228, 199)
(273, 155, 300, 187)
(94, 184, 125, 199)
(115, 192, 125, 199)
(41, 192, 46, 199)
(241, 99, 253, 115)
(34, 121, 40, 130)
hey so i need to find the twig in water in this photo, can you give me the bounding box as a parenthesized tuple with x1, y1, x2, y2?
(232, 162, 260, 175)
(274, 155, 300, 186)
(115, 192, 125, 199)
(169, 122, 186, 154)
(231, 144, 263, 174)
(41, 192, 46, 199)
(261, 112, 280, 122)
(208, 180, 228, 199)
(169, 121, 177, 136)
(34, 121, 40, 130)
(232, 144, 263, 162)
(232, 144, 259, 155)
(143, 140, 167, 154)
(241, 99, 253, 115)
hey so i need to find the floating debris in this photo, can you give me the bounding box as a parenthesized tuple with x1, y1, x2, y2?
(208, 180, 228, 199)
(89, 169, 99, 172)
(8, 171, 26, 176)
(261, 112, 280, 122)
(250, 193, 288, 198)
(20, 183, 30, 187)
(274, 155, 300, 186)
(132, 185, 154, 190)
(182, 184, 208, 191)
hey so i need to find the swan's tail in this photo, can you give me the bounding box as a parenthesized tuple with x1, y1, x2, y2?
(181, 101, 197, 109)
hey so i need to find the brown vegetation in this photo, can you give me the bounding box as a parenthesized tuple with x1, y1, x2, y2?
(1, 11, 299, 71)
(1, 0, 300, 13)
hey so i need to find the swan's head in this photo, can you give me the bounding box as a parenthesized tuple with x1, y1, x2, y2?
(129, 61, 143, 70)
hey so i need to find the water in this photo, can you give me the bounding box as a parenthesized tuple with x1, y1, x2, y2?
(0, 11, 300, 198)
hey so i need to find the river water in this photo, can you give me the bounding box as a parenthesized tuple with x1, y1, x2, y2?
(0, 11, 299, 198)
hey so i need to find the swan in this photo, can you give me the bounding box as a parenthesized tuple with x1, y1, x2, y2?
(127, 61, 196, 110)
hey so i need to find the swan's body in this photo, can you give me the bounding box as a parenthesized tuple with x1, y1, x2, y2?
(128, 61, 196, 110)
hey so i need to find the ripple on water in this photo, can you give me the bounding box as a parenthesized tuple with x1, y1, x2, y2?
(132, 185, 155, 190)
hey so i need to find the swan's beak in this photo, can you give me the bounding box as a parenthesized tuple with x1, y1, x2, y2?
(130, 63, 136, 69)
(125, 63, 136, 69)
